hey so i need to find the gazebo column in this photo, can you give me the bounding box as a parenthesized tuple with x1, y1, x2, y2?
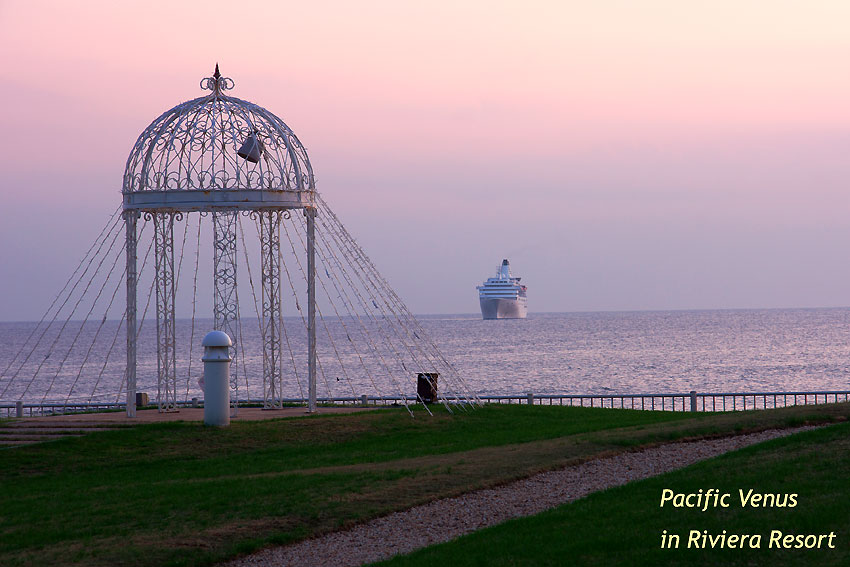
(260, 210, 283, 408)
(306, 207, 317, 413)
(125, 210, 138, 418)
(213, 210, 239, 415)
(154, 212, 177, 412)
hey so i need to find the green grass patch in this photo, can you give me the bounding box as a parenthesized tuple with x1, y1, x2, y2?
(375, 421, 850, 567)
(1, 403, 848, 566)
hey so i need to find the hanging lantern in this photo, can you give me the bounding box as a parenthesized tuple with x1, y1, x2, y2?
(237, 130, 263, 163)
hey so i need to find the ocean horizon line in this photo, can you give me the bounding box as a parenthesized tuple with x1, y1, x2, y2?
(3, 304, 850, 325)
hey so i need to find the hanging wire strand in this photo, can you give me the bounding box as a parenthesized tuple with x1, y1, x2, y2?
(173, 210, 191, 290)
(87, 224, 155, 404)
(314, 211, 462, 412)
(234, 278, 251, 401)
(314, 200, 473, 410)
(279, 226, 334, 402)
(276, 239, 310, 401)
(255, 214, 313, 401)
(115, 221, 159, 404)
(183, 213, 203, 402)
(1, 210, 124, 399)
(16, 219, 125, 401)
(294, 211, 418, 414)
(41, 228, 128, 403)
(293, 215, 387, 405)
(86, 314, 125, 404)
(238, 214, 304, 401)
(0, 205, 122, 385)
(307, 215, 419, 409)
(281, 216, 357, 398)
(318, 195, 479, 406)
(64, 268, 126, 404)
(288, 213, 389, 403)
(65, 215, 151, 403)
(303, 212, 426, 392)
(277, 214, 338, 400)
(9, 196, 475, 412)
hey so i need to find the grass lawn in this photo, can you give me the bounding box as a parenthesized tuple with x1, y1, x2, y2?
(1, 403, 848, 566)
(375, 420, 850, 567)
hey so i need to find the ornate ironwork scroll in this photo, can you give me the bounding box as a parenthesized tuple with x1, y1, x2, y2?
(213, 210, 239, 412)
(154, 212, 177, 411)
(260, 211, 283, 408)
(123, 68, 315, 195)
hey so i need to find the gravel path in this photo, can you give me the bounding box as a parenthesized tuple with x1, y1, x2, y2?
(224, 426, 817, 567)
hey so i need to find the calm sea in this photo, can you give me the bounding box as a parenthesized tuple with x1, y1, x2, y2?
(423, 309, 850, 395)
(2, 308, 850, 403)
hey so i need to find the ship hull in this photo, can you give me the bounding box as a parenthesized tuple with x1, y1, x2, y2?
(479, 297, 527, 320)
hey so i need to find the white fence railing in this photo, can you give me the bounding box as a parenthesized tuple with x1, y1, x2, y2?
(478, 391, 850, 412)
(2, 390, 850, 418)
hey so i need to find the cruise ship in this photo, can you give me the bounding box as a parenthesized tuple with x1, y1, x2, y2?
(477, 259, 528, 319)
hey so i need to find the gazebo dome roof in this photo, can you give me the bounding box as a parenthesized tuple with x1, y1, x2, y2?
(123, 66, 314, 194)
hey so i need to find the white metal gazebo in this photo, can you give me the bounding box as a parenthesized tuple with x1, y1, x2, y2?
(122, 66, 320, 416)
(1, 67, 477, 416)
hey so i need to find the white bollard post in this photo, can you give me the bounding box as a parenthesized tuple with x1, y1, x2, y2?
(202, 331, 232, 427)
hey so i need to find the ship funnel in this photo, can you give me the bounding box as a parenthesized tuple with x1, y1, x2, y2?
(499, 259, 511, 279)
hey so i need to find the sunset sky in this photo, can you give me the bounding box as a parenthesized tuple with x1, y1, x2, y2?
(2, 0, 850, 319)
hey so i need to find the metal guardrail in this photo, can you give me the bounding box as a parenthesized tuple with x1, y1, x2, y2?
(480, 391, 850, 412)
(3, 390, 850, 417)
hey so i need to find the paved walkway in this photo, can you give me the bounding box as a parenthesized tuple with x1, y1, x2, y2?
(223, 426, 819, 567)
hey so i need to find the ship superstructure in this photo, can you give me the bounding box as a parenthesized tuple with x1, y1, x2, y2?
(477, 259, 528, 319)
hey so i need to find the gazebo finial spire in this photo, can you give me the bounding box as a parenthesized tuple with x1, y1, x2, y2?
(200, 64, 233, 96)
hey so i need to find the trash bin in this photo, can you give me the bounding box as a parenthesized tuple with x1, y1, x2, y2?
(417, 372, 438, 404)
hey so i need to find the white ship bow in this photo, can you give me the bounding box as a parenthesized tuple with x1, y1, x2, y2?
(476, 259, 527, 320)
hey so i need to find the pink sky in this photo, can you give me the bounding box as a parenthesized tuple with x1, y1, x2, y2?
(2, 1, 850, 318)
